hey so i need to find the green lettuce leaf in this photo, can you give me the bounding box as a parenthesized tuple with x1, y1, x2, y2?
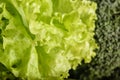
(0, 0, 97, 80)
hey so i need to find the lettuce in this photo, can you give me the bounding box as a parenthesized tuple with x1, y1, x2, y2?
(0, 0, 97, 80)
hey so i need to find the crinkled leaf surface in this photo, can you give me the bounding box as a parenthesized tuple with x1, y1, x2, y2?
(0, 0, 97, 80)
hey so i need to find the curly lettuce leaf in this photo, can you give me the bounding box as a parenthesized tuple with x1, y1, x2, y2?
(0, 0, 97, 80)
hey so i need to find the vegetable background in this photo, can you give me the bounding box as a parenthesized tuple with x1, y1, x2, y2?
(69, 0, 120, 80)
(1, 0, 120, 80)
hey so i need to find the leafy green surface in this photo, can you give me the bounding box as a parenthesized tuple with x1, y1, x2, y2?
(0, 63, 22, 80)
(0, 0, 97, 80)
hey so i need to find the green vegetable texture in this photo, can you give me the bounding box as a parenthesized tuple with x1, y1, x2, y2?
(69, 0, 120, 80)
(0, 0, 97, 80)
